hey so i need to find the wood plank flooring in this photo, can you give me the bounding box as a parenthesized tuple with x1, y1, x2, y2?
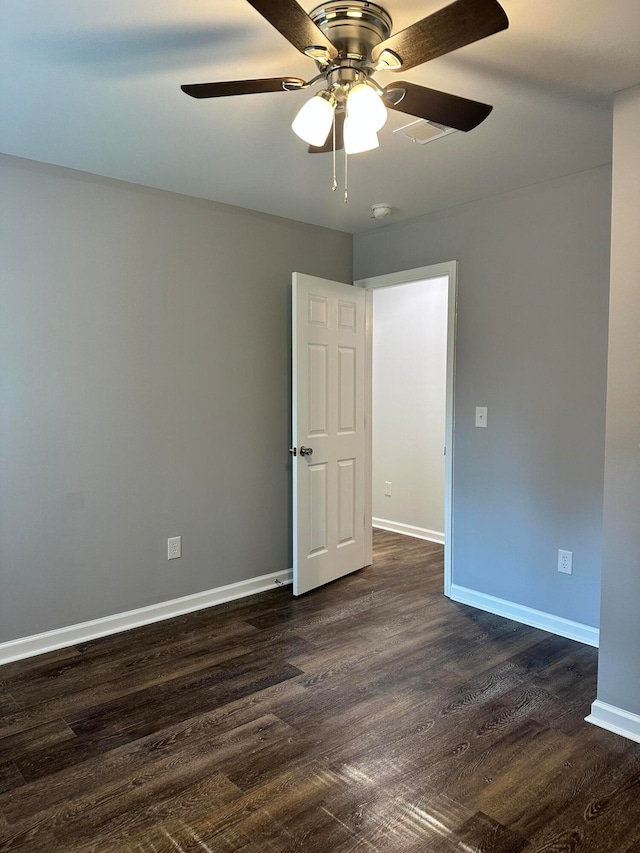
(1, 530, 639, 852)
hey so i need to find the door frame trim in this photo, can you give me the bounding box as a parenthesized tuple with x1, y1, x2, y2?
(354, 261, 458, 596)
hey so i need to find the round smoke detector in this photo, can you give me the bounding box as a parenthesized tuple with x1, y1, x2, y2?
(370, 203, 392, 219)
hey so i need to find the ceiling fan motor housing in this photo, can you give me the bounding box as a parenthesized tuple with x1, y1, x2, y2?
(310, 1, 394, 89)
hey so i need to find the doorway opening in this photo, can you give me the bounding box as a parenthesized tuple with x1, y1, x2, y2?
(355, 262, 457, 595)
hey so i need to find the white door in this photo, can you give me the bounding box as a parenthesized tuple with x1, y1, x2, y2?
(292, 272, 369, 596)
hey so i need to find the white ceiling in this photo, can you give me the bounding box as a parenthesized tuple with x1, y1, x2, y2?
(1, 0, 639, 233)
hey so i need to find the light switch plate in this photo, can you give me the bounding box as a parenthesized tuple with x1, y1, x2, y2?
(475, 407, 488, 428)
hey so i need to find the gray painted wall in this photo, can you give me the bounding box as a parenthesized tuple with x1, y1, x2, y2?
(355, 167, 611, 628)
(0, 154, 352, 643)
(597, 86, 640, 713)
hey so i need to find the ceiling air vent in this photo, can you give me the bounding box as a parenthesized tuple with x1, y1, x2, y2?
(393, 119, 458, 145)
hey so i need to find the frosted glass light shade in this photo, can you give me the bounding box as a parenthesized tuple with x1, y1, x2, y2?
(346, 83, 387, 132)
(343, 116, 379, 154)
(292, 93, 335, 147)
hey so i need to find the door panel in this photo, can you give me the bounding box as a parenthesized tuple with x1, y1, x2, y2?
(337, 458, 356, 545)
(292, 273, 369, 596)
(308, 463, 328, 555)
(308, 344, 328, 435)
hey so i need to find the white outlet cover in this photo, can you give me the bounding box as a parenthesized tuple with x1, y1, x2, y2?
(558, 549, 573, 574)
(168, 536, 182, 560)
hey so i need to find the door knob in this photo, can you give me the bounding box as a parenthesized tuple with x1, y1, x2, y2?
(299, 446, 313, 457)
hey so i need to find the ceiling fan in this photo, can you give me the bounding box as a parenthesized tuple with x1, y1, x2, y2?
(181, 0, 508, 159)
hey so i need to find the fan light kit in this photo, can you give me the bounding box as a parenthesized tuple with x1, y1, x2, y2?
(182, 0, 509, 201)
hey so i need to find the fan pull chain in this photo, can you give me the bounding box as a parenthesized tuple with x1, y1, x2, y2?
(331, 115, 337, 192)
(344, 148, 348, 203)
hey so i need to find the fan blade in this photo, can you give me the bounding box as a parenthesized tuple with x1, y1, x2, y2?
(246, 0, 338, 61)
(384, 81, 492, 131)
(181, 77, 305, 98)
(308, 110, 345, 153)
(372, 0, 508, 71)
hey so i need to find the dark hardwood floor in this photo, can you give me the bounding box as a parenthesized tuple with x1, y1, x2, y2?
(1, 530, 639, 852)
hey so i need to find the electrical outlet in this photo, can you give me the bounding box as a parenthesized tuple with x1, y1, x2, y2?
(384, 481, 392, 497)
(168, 536, 182, 560)
(558, 549, 572, 575)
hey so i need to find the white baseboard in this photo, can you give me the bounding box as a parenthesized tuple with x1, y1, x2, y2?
(373, 518, 444, 545)
(586, 700, 640, 744)
(449, 583, 599, 647)
(0, 569, 293, 666)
